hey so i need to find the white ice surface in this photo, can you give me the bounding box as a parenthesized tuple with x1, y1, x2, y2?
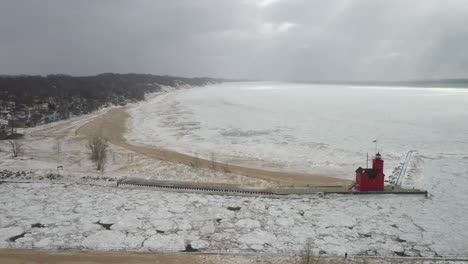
(127, 82, 468, 256)
(0, 178, 467, 256)
(126, 82, 468, 178)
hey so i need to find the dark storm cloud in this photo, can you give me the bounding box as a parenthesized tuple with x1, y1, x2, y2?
(1, 0, 467, 81)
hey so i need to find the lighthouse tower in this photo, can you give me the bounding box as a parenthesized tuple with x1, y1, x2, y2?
(355, 152, 385, 191)
(373, 152, 384, 174)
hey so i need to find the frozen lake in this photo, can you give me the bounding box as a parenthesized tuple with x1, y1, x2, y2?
(127, 82, 468, 178)
(124, 82, 468, 255)
(0, 180, 465, 256)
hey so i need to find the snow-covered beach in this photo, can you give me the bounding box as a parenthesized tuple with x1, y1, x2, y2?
(1, 82, 468, 258)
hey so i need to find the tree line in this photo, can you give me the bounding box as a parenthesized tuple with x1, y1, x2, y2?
(0, 73, 220, 107)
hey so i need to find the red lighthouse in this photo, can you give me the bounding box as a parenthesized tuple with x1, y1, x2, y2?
(354, 152, 385, 191)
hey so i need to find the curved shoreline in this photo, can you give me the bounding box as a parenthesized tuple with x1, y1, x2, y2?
(77, 107, 351, 187)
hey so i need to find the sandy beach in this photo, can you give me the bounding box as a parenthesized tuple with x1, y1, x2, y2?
(0, 249, 296, 264)
(76, 107, 350, 187)
(0, 249, 431, 264)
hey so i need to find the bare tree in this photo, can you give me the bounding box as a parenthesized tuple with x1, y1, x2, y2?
(300, 238, 314, 264)
(210, 152, 216, 169)
(222, 161, 231, 173)
(190, 152, 200, 168)
(53, 138, 62, 154)
(9, 125, 17, 135)
(8, 140, 24, 157)
(87, 136, 108, 171)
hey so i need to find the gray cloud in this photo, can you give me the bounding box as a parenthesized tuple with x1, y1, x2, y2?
(1, 0, 467, 81)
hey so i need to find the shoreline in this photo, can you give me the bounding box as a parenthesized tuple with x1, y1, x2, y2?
(0, 249, 292, 264)
(76, 106, 350, 187)
(0, 249, 459, 264)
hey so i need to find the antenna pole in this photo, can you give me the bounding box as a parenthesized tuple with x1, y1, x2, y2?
(367, 152, 369, 168)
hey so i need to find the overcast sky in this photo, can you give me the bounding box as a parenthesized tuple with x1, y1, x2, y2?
(1, 0, 467, 81)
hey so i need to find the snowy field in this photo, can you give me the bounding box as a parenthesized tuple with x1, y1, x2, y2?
(0, 98, 273, 187)
(0, 136, 270, 187)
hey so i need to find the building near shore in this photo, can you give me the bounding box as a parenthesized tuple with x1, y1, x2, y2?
(355, 153, 385, 191)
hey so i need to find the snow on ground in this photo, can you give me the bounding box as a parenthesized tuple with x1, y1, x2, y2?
(126, 82, 468, 179)
(0, 85, 271, 187)
(0, 180, 466, 257)
(26, 106, 115, 137)
(0, 138, 273, 187)
(0, 119, 273, 188)
(1, 82, 467, 257)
